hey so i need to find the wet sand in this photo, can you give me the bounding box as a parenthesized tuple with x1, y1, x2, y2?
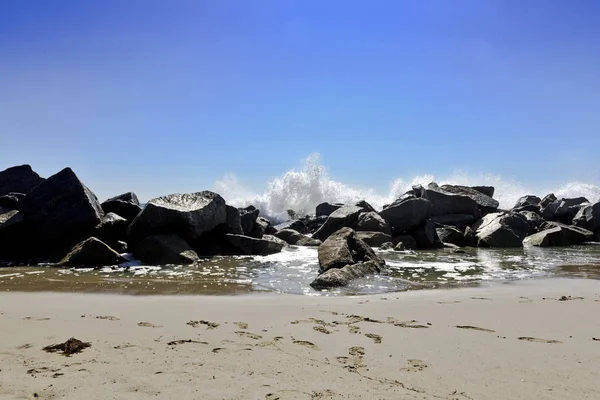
(1, 278, 599, 399)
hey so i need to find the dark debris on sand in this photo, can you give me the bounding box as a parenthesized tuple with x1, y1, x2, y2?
(43, 337, 91, 356)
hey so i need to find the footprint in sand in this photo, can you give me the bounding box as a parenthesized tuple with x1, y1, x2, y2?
(17, 344, 33, 350)
(23, 317, 51, 321)
(235, 331, 263, 340)
(96, 316, 120, 321)
(234, 322, 248, 330)
(137, 322, 161, 328)
(266, 389, 332, 400)
(187, 320, 219, 329)
(113, 343, 136, 350)
(518, 337, 561, 344)
(400, 359, 429, 372)
(348, 346, 365, 357)
(291, 338, 319, 350)
(455, 325, 495, 333)
(388, 318, 430, 329)
(313, 326, 331, 335)
(365, 333, 382, 344)
(348, 325, 361, 334)
(167, 339, 208, 346)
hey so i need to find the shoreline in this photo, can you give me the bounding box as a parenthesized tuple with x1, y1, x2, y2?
(1, 278, 599, 399)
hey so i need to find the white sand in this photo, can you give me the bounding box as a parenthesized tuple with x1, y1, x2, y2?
(1, 278, 599, 400)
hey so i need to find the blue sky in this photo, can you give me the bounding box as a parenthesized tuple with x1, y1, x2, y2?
(1, 0, 599, 201)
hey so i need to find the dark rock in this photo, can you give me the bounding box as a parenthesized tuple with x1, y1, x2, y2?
(554, 199, 590, 224)
(317, 227, 384, 273)
(540, 200, 560, 221)
(379, 197, 431, 233)
(316, 202, 343, 217)
(355, 200, 376, 213)
(471, 186, 495, 198)
(473, 212, 529, 248)
(355, 212, 391, 234)
(440, 184, 499, 212)
(310, 260, 381, 289)
(429, 214, 475, 230)
(0, 165, 44, 197)
(573, 203, 600, 232)
(380, 242, 394, 250)
(312, 205, 363, 241)
(519, 211, 546, 234)
(225, 234, 286, 256)
(0, 192, 25, 210)
(393, 234, 417, 250)
(413, 219, 441, 249)
(273, 219, 307, 235)
(18, 167, 104, 254)
(513, 195, 541, 209)
(523, 227, 570, 247)
(463, 226, 477, 247)
(93, 212, 129, 249)
(355, 231, 393, 247)
(512, 204, 541, 214)
(541, 222, 594, 244)
(416, 184, 479, 217)
(274, 229, 321, 246)
(59, 237, 125, 267)
(250, 217, 272, 238)
(127, 191, 226, 246)
(101, 192, 142, 223)
(239, 206, 260, 235)
(224, 205, 244, 235)
(0, 210, 27, 261)
(115, 241, 128, 253)
(435, 225, 465, 246)
(134, 234, 199, 265)
(540, 193, 557, 208)
(393, 242, 406, 251)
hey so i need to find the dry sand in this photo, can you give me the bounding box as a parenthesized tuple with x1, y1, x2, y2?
(0, 278, 599, 400)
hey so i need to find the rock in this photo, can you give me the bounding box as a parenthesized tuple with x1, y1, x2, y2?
(273, 219, 307, 235)
(317, 227, 384, 273)
(274, 229, 321, 246)
(355, 231, 393, 247)
(225, 234, 286, 256)
(473, 212, 529, 248)
(250, 217, 272, 238)
(310, 260, 382, 289)
(0, 165, 45, 196)
(554, 199, 590, 224)
(312, 205, 363, 241)
(93, 212, 129, 249)
(354, 200, 376, 213)
(540, 200, 560, 221)
(435, 225, 465, 246)
(0, 192, 25, 210)
(0, 210, 27, 261)
(134, 234, 199, 265)
(541, 222, 594, 244)
(540, 193, 557, 208)
(416, 184, 479, 217)
(224, 205, 244, 235)
(316, 202, 343, 217)
(355, 212, 391, 234)
(379, 197, 431, 233)
(239, 206, 260, 235)
(519, 211, 546, 234)
(429, 214, 475, 230)
(393, 234, 417, 250)
(523, 227, 570, 247)
(101, 192, 142, 223)
(393, 242, 406, 251)
(513, 195, 541, 209)
(463, 226, 476, 247)
(18, 167, 104, 254)
(127, 191, 226, 246)
(440, 184, 499, 212)
(413, 219, 441, 249)
(512, 204, 541, 214)
(59, 237, 125, 267)
(471, 186, 495, 198)
(573, 203, 600, 231)
(115, 241, 128, 253)
(380, 242, 394, 250)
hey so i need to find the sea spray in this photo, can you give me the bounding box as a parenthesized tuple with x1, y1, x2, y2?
(215, 153, 600, 222)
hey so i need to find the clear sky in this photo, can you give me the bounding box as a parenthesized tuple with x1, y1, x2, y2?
(1, 0, 599, 202)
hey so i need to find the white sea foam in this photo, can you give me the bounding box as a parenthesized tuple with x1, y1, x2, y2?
(215, 153, 600, 222)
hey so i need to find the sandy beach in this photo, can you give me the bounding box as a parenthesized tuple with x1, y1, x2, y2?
(1, 278, 599, 400)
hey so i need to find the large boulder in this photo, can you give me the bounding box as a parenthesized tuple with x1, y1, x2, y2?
(471, 186, 495, 198)
(225, 234, 286, 256)
(355, 231, 392, 247)
(58, 237, 125, 267)
(312, 205, 363, 241)
(523, 227, 570, 247)
(513, 195, 541, 210)
(239, 206, 260, 235)
(273, 219, 307, 234)
(540, 200, 561, 221)
(134, 234, 199, 265)
(572, 203, 600, 232)
(540, 193, 557, 208)
(473, 212, 529, 248)
(274, 229, 321, 246)
(355, 211, 391, 234)
(310, 261, 382, 289)
(101, 192, 142, 223)
(413, 219, 441, 249)
(223, 205, 244, 235)
(429, 214, 475, 230)
(0, 165, 44, 197)
(541, 222, 594, 244)
(250, 216, 273, 238)
(93, 212, 129, 249)
(416, 184, 479, 217)
(127, 191, 226, 246)
(435, 225, 466, 246)
(554, 198, 590, 224)
(18, 167, 104, 254)
(354, 200, 376, 213)
(379, 196, 431, 233)
(519, 211, 546, 234)
(316, 202, 343, 217)
(393, 234, 417, 250)
(440, 184, 499, 213)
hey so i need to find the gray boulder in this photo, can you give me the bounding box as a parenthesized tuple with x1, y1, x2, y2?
(355, 231, 392, 247)
(435, 225, 465, 246)
(541, 222, 594, 244)
(251, 216, 272, 238)
(440, 184, 499, 212)
(274, 229, 321, 246)
(94, 212, 129, 249)
(523, 227, 570, 247)
(273, 219, 307, 234)
(355, 200, 376, 213)
(512, 204, 541, 214)
(519, 211, 546, 233)
(540, 200, 561, 221)
(59, 237, 125, 267)
(225, 234, 286, 256)
(393, 234, 417, 250)
(18, 167, 104, 253)
(127, 191, 226, 246)
(379, 197, 431, 233)
(134, 234, 199, 265)
(355, 211, 391, 234)
(310, 261, 382, 289)
(473, 212, 529, 248)
(513, 195, 541, 209)
(0, 165, 44, 197)
(239, 206, 260, 235)
(554, 198, 590, 224)
(429, 214, 475, 230)
(312, 205, 363, 241)
(471, 186, 495, 198)
(416, 184, 479, 217)
(540, 193, 557, 208)
(316, 202, 343, 217)
(573, 203, 600, 231)
(101, 192, 142, 222)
